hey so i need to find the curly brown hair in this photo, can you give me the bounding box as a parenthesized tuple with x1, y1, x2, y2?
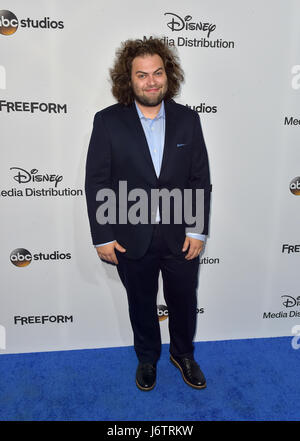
(109, 37, 185, 105)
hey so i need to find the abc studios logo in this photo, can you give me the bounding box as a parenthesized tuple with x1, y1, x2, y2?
(157, 304, 204, 321)
(290, 177, 300, 195)
(10, 248, 32, 267)
(10, 248, 71, 266)
(0, 10, 64, 36)
(157, 305, 168, 321)
(0, 10, 18, 35)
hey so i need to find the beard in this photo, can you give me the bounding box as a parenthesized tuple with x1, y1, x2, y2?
(133, 85, 168, 107)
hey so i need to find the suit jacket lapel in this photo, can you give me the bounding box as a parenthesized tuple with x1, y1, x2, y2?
(122, 100, 177, 181)
(159, 100, 176, 180)
(122, 103, 157, 179)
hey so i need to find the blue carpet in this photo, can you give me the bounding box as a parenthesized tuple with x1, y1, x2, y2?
(0, 336, 299, 421)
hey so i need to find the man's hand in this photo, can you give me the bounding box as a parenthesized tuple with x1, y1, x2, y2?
(96, 241, 126, 265)
(182, 236, 204, 260)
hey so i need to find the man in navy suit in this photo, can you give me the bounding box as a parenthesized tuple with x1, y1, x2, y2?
(85, 38, 211, 391)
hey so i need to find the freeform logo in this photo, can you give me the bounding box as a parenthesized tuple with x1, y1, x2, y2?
(10, 248, 71, 267)
(282, 244, 300, 254)
(0, 10, 64, 36)
(291, 65, 300, 90)
(0, 100, 67, 114)
(0, 65, 6, 89)
(14, 315, 73, 325)
(290, 177, 300, 195)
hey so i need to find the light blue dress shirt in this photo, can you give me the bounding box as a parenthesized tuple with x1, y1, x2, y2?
(95, 101, 206, 247)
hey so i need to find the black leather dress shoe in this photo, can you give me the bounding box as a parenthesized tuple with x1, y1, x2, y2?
(136, 363, 156, 391)
(170, 355, 206, 389)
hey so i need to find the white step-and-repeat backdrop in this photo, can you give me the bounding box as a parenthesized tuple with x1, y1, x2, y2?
(1, 0, 299, 354)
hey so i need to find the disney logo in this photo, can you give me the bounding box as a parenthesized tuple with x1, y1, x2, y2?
(281, 295, 300, 308)
(164, 12, 216, 38)
(10, 167, 63, 188)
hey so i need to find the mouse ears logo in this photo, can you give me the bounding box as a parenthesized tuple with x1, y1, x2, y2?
(10, 248, 32, 267)
(290, 177, 300, 195)
(0, 10, 18, 35)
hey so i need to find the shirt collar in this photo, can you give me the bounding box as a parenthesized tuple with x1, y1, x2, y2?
(135, 100, 165, 121)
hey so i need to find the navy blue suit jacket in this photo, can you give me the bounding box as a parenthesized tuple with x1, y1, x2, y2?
(85, 99, 211, 259)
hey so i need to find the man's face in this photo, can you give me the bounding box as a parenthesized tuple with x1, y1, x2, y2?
(130, 54, 168, 107)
